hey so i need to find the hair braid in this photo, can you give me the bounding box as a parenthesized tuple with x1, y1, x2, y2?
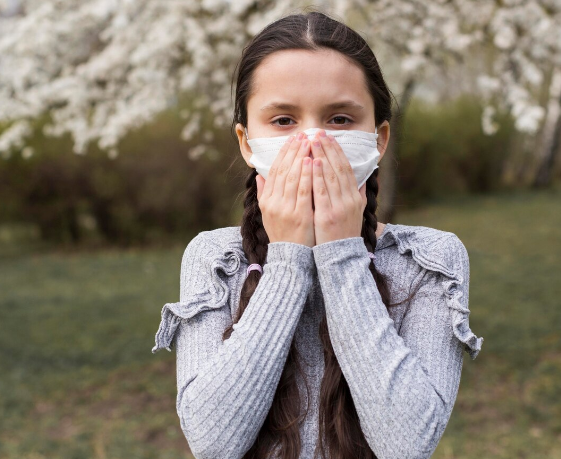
(315, 167, 386, 459)
(223, 168, 310, 458)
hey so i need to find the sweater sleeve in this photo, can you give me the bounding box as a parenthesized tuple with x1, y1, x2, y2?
(311, 235, 483, 459)
(152, 233, 314, 459)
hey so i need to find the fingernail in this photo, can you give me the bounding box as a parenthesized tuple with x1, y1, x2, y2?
(286, 135, 294, 143)
(303, 157, 311, 165)
(327, 134, 335, 142)
(297, 132, 304, 140)
(314, 158, 321, 167)
(319, 129, 327, 137)
(313, 139, 321, 147)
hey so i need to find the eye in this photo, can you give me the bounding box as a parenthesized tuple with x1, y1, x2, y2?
(330, 116, 353, 125)
(271, 117, 294, 127)
(270, 115, 353, 127)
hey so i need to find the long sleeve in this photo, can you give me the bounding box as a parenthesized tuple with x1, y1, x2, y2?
(312, 235, 483, 459)
(152, 233, 314, 459)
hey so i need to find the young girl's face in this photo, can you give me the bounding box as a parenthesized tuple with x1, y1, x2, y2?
(237, 48, 388, 167)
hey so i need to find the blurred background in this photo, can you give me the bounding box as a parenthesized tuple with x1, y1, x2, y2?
(1, 1, 560, 458)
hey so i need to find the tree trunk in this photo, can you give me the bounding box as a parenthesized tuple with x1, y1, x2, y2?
(533, 68, 561, 188)
(378, 77, 416, 223)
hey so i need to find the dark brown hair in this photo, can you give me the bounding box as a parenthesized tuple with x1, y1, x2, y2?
(225, 9, 418, 459)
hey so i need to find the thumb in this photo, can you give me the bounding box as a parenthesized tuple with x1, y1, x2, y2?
(359, 183, 367, 207)
(256, 174, 265, 202)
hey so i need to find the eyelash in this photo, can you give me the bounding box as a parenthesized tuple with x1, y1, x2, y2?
(270, 116, 353, 127)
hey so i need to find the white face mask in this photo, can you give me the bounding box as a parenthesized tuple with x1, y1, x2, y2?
(245, 126, 380, 189)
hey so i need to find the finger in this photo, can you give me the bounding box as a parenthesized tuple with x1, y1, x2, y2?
(312, 157, 332, 211)
(284, 138, 311, 205)
(295, 156, 313, 211)
(263, 134, 295, 200)
(273, 134, 308, 198)
(311, 130, 341, 204)
(326, 133, 357, 190)
(317, 132, 350, 195)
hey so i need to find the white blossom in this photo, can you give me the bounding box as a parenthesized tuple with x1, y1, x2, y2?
(0, 0, 560, 156)
(482, 105, 499, 135)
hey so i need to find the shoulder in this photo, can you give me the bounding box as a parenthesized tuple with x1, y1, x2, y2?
(382, 223, 482, 359)
(181, 226, 248, 272)
(152, 227, 246, 354)
(183, 226, 245, 259)
(179, 226, 247, 305)
(380, 222, 468, 283)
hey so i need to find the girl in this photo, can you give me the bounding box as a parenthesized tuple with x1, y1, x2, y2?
(152, 10, 484, 459)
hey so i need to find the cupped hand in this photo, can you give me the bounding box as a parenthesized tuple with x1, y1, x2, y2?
(310, 129, 367, 245)
(256, 132, 316, 247)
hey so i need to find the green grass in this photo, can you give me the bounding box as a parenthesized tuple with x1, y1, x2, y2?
(1, 187, 560, 458)
(0, 246, 189, 458)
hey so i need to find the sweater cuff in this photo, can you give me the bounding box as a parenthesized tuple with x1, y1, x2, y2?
(312, 237, 368, 268)
(266, 241, 314, 271)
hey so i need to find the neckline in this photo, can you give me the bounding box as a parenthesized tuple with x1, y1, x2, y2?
(375, 222, 393, 251)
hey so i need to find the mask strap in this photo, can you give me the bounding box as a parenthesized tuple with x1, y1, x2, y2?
(244, 126, 249, 140)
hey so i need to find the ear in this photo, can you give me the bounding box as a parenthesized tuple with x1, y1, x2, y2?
(376, 120, 391, 163)
(235, 122, 256, 168)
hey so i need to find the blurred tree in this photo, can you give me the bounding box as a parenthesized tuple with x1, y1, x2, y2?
(1, 0, 560, 214)
(533, 68, 561, 188)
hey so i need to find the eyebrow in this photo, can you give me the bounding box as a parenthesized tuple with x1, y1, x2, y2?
(260, 100, 365, 112)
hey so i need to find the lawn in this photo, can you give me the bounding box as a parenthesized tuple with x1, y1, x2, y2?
(1, 187, 560, 458)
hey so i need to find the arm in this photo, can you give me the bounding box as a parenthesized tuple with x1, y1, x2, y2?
(312, 235, 482, 459)
(153, 234, 314, 459)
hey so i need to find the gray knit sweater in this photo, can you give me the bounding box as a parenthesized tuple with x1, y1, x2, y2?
(152, 222, 484, 459)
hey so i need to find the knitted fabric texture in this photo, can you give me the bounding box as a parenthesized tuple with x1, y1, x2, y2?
(152, 222, 484, 458)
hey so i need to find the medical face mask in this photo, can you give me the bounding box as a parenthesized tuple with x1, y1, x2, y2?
(245, 126, 380, 189)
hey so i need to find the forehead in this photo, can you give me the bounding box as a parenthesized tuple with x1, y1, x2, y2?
(248, 48, 372, 110)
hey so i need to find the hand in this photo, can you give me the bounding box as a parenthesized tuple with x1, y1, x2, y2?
(256, 132, 316, 247)
(310, 129, 367, 245)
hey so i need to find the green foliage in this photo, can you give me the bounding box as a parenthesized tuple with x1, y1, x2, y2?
(0, 106, 247, 246)
(397, 95, 516, 206)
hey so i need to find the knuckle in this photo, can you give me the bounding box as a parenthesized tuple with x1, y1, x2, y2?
(316, 213, 330, 225)
(298, 185, 309, 196)
(326, 213, 338, 225)
(278, 164, 289, 176)
(286, 172, 298, 183)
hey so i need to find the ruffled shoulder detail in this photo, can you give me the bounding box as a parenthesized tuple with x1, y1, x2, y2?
(382, 223, 484, 360)
(152, 227, 247, 354)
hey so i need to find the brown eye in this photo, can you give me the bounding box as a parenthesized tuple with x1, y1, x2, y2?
(272, 117, 293, 126)
(332, 116, 352, 125)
